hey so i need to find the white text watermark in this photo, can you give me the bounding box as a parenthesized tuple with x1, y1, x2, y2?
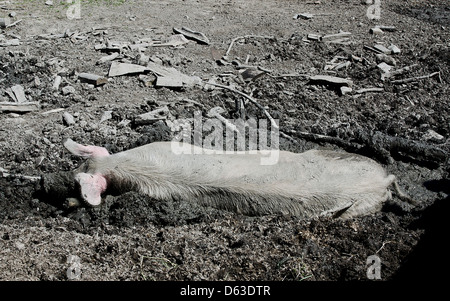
(169, 112, 280, 165)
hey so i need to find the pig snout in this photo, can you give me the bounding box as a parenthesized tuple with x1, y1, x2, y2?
(61, 138, 413, 219)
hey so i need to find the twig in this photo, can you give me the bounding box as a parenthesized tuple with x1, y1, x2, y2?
(391, 71, 440, 84)
(376, 241, 393, 254)
(355, 87, 384, 94)
(225, 35, 274, 56)
(5, 19, 22, 28)
(203, 81, 279, 129)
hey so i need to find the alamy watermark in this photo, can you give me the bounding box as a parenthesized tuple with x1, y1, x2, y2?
(366, 255, 381, 280)
(366, 0, 381, 20)
(169, 112, 280, 165)
(66, 254, 82, 280)
(66, 0, 81, 20)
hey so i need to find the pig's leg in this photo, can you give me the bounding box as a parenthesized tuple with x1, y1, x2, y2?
(75, 173, 107, 206)
(64, 138, 110, 158)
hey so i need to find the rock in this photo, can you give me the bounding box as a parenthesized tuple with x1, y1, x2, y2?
(422, 129, 444, 142)
(240, 68, 266, 82)
(52, 75, 62, 91)
(99, 110, 113, 123)
(62, 86, 75, 95)
(340, 86, 353, 95)
(377, 62, 392, 74)
(376, 53, 396, 66)
(0, 18, 10, 28)
(63, 112, 76, 126)
(294, 13, 314, 20)
(388, 44, 401, 54)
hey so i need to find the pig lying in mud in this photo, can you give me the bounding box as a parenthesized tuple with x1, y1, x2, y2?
(42, 139, 415, 220)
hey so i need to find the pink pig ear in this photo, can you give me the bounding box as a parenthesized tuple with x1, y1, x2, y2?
(75, 173, 107, 206)
(64, 138, 110, 158)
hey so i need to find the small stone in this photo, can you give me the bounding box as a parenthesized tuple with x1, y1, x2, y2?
(422, 129, 444, 142)
(62, 86, 75, 95)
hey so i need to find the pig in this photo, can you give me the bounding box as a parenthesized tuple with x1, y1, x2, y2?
(61, 138, 415, 219)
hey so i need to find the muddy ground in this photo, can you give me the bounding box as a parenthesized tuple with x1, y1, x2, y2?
(0, 0, 449, 283)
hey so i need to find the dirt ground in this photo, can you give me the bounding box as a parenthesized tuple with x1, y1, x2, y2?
(0, 0, 449, 283)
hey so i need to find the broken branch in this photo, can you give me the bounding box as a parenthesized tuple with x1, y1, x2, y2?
(391, 71, 440, 84)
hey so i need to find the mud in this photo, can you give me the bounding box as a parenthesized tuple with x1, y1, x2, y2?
(0, 0, 449, 282)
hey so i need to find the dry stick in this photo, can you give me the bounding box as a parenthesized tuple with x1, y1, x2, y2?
(6, 19, 22, 28)
(225, 35, 274, 56)
(204, 81, 279, 129)
(391, 71, 440, 84)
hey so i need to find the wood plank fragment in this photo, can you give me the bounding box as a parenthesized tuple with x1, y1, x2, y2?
(78, 73, 108, 86)
(375, 25, 396, 32)
(108, 62, 147, 77)
(373, 44, 391, 54)
(11, 85, 27, 103)
(0, 102, 40, 113)
(320, 32, 351, 41)
(309, 75, 353, 87)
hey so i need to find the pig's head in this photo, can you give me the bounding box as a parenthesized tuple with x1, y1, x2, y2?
(63, 138, 110, 206)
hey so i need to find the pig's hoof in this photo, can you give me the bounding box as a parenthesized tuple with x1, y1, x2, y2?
(75, 172, 107, 206)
